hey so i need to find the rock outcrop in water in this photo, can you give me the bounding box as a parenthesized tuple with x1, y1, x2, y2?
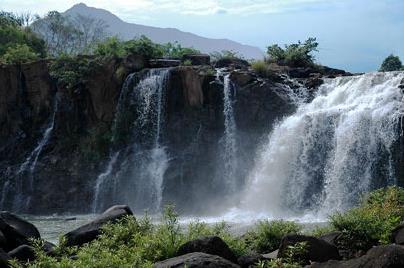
(0, 55, 301, 214)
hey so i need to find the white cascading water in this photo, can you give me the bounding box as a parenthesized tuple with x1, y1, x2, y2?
(222, 73, 238, 193)
(215, 69, 238, 194)
(242, 72, 404, 218)
(92, 73, 135, 213)
(9, 96, 58, 211)
(93, 69, 170, 213)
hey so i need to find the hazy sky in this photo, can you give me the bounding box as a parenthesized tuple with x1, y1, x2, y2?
(2, 0, 404, 72)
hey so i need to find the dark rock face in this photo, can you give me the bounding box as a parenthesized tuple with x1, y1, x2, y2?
(237, 253, 265, 268)
(154, 252, 240, 268)
(182, 54, 210, 66)
(319, 232, 342, 247)
(391, 224, 404, 245)
(64, 205, 133, 247)
(0, 212, 40, 251)
(309, 245, 404, 268)
(0, 59, 296, 214)
(278, 235, 341, 265)
(8, 245, 36, 263)
(177, 236, 237, 263)
(0, 231, 6, 249)
(0, 249, 10, 268)
(149, 59, 181, 68)
(215, 58, 250, 69)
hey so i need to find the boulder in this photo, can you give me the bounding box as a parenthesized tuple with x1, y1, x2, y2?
(182, 54, 210, 66)
(309, 244, 404, 268)
(230, 71, 255, 87)
(64, 205, 133, 247)
(0, 212, 40, 251)
(154, 252, 240, 268)
(0, 231, 6, 249)
(262, 250, 278, 260)
(177, 236, 237, 263)
(8, 245, 36, 263)
(0, 249, 10, 268)
(215, 58, 250, 69)
(149, 59, 181, 68)
(319, 232, 342, 247)
(237, 252, 265, 268)
(278, 235, 340, 265)
(391, 224, 404, 245)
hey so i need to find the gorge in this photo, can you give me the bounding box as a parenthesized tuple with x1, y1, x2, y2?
(0, 56, 403, 221)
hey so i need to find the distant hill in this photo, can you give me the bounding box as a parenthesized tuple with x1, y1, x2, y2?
(64, 3, 264, 60)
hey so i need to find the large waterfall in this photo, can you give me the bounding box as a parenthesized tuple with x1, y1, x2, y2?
(241, 72, 404, 218)
(93, 69, 170, 213)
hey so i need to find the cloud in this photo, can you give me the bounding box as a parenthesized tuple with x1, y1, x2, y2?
(1, 0, 333, 16)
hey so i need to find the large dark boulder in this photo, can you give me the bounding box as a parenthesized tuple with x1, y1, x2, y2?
(309, 244, 404, 268)
(177, 236, 237, 263)
(237, 252, 265, 268)
(319, 232, 342, 247)
(154, 252, 240, 268)
(391, 224, 404, 245)
(0, 231, 6, 249)
(0, 212, 40, 251)
(278, 235, 340, 265)
(182, 54, 210, 66)
(8, 245, 36, 263)
(0, 249, 10, 268)
(64, 205, 133, 247)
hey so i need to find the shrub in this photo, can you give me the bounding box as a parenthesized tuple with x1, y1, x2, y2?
(161, 42, 200, 58)
(267, 37, 318, 67)
(1, 44, 39, 64)
(94, 36, 126, 58)
(49, 54, 102, 89)
(182, 59, 192, 66)
(124, 36, 164, 59)
(245, 220, 302, 253)
(210, 50, 242, 61)
(256, 242, 307, 268)
(330, 186, 404, 252)
(379, 54, 402, 72)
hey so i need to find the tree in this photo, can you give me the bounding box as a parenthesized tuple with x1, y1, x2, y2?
(31, 11, 108, 56)
(267, 37, 319, 67)
(379, 54, 402, 72)
(0, 11, 46, 59)
(2, 44, 39, 64)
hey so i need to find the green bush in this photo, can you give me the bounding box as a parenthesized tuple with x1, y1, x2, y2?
(23, 206, 248, 268)
(161, 42, 200, 58)
(124, 36, 164, 59)
(210, 50, 243, 61)
(256, 242, 307, 268)
(1, 44, 39, 64)
(330, 186, 404, 252)
(245, 220, 302, 253)
(0, 12, 46, 61)
(267, 37, 318, 67)
(49, 54, 102, 89)
(94, 36, 126, 58)
(379, 54, 402, 72)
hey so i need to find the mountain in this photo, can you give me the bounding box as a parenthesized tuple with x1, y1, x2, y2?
(64, 3, 264, 59)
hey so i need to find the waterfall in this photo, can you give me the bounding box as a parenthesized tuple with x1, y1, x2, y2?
(93, 69, 170, 213)
(221, 72, 238, 194)
(242, 72, 404, 217)
(9, 95, 59, 211)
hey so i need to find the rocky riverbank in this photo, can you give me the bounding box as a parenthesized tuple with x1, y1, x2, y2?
(2, 186, 404, 268)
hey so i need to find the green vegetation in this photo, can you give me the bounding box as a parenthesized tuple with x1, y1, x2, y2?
(210, 49, 243, 61)
(379, 54, 403, 72)
(10, 187, 404, 267)
(0, 11, 46, 63)
(267, 37, 319, 67)
(245, 220, 302, 253)
(330, 186, 404, 252)
(2, 44, 39, 64)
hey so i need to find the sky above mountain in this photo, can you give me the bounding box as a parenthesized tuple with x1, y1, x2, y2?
(2, 0, 404, 72)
